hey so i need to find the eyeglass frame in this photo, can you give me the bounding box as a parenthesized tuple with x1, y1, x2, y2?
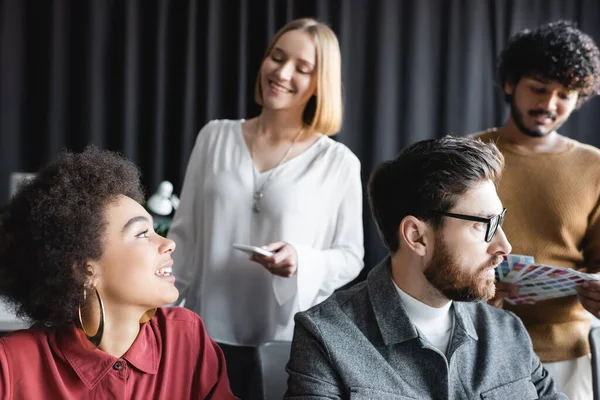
(428, 208, 507, 243)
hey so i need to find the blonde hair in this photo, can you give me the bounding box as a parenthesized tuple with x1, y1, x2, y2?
(254, 18, 343, 135)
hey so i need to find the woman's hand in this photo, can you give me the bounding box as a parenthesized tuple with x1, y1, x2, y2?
(250, 242, 298, 278)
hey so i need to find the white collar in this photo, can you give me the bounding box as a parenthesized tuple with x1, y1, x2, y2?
(392, 279, 453, 326)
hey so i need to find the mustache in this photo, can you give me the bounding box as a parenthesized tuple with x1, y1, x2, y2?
(528, 109, 557, 120)
(478, 255, 504, 273)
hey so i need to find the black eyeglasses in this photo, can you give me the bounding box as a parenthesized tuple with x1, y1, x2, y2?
(429, 208, 507, 243)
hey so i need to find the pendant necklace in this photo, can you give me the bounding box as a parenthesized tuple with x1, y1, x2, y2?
(250, 119, 304, 213)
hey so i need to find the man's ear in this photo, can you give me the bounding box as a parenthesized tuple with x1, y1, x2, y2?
(504, 81, 515, 96)
(398, 216, 429, 256)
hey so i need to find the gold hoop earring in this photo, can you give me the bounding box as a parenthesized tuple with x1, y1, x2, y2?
(77, 287, 105, 347)
(139, 308, 156, 323)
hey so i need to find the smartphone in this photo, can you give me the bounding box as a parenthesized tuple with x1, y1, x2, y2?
(232, 243, 274, 257)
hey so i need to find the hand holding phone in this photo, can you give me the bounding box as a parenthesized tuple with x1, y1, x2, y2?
(232, 243, 275, 257)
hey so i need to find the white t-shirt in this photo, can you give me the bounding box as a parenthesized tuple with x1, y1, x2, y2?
(168, 119, 364, 345)
(393, 281, 454, 355)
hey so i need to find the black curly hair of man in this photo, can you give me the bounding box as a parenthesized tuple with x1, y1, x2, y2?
(497, 20, 600, 107)
(0, 145, 145, 330)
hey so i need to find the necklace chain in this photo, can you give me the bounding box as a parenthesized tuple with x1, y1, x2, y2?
(250, 119, 304, 213)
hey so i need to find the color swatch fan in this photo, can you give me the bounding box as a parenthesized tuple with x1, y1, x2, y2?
(495, 254, 599, 305)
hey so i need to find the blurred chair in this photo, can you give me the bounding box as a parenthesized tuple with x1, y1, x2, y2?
(253, 341, 292, 400)
(590, 327, 600, 400)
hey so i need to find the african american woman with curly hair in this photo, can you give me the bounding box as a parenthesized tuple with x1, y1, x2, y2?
(0, 146, 237, 399)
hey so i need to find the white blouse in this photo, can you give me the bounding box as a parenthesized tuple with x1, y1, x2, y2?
(168, 119, 364, 345)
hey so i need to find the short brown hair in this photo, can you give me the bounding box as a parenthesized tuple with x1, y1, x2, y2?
(368, 136, 504, 253)
(254, 18, 343, 135)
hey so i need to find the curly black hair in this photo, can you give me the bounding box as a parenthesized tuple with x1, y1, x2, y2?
(0, 146, 144, 330)
(497, 20, 600, 107)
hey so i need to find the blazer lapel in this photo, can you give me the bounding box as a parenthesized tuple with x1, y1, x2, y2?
(367, 257, 419, 346)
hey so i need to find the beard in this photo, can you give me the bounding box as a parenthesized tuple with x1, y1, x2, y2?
(423, 235, 502, 302)
(510, 96, 563, 138)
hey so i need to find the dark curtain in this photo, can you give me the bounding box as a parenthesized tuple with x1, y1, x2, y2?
(2, 0, 600, 275)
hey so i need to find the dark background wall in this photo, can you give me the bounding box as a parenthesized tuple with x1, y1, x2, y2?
(1, 0, 599, 272)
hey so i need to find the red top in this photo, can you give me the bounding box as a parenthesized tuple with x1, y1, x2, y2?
(0, 307, 237, 399)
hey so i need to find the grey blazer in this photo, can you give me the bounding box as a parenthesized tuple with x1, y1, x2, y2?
(285, 258, 567, 400)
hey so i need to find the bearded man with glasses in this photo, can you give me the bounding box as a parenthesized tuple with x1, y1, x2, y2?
(284, 136, 566, 399)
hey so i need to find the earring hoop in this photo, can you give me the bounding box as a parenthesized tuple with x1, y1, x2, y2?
(77, 287, 105, 347)
(139, 308, 156, 323)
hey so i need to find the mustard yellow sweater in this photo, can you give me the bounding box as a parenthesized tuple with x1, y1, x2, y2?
(476, 130, 600, 361)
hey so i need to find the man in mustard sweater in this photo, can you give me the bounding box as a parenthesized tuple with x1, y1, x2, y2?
(476, 21, 600, 399)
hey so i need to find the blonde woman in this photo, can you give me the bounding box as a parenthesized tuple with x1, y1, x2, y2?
(169, 18, 364, 398)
